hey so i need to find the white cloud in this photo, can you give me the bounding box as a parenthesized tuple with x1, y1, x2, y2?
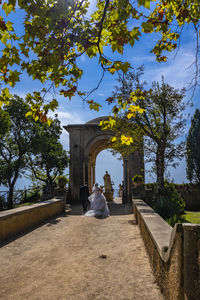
(49, 110, 85, 125)
(48, 110, 86, 150)
(143, 45, 197, 89)
(130, 54, 156, 64)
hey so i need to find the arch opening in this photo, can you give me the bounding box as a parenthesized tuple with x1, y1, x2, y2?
(95, 149, 123, 199)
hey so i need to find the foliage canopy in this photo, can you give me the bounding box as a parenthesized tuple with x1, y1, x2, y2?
(29, 117, 69, 186)
(0, 95, 37, 208)
(0, 96, 69, 208)
(0, 0, 200, 120)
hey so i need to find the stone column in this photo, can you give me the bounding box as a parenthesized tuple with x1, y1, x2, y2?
(93, 164, 96, 186)
(84, 163, 88, 185)
(90, 164, 94, 191)
(83, 159, 89, 185)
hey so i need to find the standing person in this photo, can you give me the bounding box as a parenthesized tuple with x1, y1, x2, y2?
(85, 183, 110, 218)
(79, 183, 90, 213)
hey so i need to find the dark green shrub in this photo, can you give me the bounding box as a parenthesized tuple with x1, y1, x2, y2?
(22, 189, 41, 203)
(153, 181, 185, 227)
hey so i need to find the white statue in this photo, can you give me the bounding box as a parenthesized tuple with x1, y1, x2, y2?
(103, 171, 112, 192)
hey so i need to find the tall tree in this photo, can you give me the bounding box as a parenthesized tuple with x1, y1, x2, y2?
(0, 108, 10, 137)
(186, 108, 200, 185)
(28, 117, 69, 186)
(0, 95, 36, 208)
(101, 71, 186, 191)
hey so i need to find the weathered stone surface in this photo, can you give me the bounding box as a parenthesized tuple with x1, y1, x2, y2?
(0, 202, 163, 299)
(64, 117, 144, 204)
(183, 223, 200, 300)
(133, 199, 200, 300)
(0, 198, 65, 243)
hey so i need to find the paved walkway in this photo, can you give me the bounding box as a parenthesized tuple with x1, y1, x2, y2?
(0, 201, 163, 300)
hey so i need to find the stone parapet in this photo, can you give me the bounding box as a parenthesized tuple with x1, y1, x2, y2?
(133, 199, 200, 300)
(0, 198, 66, 244)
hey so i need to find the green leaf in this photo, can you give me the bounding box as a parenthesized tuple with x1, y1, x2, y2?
(87, 100, 102, 111)
(6, 21, 13, 31)
(1, 32, 10, 45)
(121, 62, 131, 73)
(2, 3, 14, 16)
(138, 0, 153, 9)
(2, 87, 12, 99)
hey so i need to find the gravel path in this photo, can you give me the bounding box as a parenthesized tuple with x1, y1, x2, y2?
(0, 202, 163, 300)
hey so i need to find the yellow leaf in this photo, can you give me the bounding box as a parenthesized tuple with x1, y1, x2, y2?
(47, 119, 52, 126)
(99, 43, 103, 53)
(130, 95, 138, 102)
(25, 111, 33, 117)
(108, 68, 116, 74)
(121, 135, 133, 145)
(34, 115, 39, 121)
(138, 108, 145, 114)
(127, 112, 136, 119)
(111, 137, 117, 142)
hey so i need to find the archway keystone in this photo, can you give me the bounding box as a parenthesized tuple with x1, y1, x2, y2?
(64, 116, 144, 203)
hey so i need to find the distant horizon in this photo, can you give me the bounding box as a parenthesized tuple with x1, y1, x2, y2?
(0, 147, 189, 193)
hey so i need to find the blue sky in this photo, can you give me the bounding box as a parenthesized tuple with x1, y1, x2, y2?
(1, 1, 200, 191)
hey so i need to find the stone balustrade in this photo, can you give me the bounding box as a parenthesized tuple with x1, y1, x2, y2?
(133, 198, 200, 300)
(0, 198, 66, 244)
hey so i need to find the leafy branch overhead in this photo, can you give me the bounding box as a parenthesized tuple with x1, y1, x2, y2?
(0, 0, 200, 120)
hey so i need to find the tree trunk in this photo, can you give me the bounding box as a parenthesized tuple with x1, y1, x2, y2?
(156, 145, 165, 193)
(7, 185, 14, 209)
(7, 167, 19, 209)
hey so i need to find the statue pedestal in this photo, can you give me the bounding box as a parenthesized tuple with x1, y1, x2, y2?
(104, 190, 114, 202)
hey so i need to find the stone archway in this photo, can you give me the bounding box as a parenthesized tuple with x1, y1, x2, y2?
(64, 116, 144, 204)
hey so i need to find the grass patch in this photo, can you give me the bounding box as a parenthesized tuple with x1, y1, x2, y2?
(183, 211, 200, 224)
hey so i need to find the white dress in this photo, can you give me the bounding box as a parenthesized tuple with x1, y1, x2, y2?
(85, 186, 110, 218)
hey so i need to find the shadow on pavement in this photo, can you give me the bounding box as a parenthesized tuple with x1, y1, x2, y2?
(67, 200, 133, 216)
(0, 200, 133, 247)
(0, 211, 69, 248)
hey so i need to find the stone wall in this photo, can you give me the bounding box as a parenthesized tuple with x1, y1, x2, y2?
(0, 198, 66, 244)
(177, 188, 200, 210)
(144, 187, 200, 211)
(133, 199, 200, 300)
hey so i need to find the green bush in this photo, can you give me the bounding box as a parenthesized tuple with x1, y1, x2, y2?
(22, 189, 41, 203)
(153, 181, 185, 227)
(56, 175, 68, 187)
